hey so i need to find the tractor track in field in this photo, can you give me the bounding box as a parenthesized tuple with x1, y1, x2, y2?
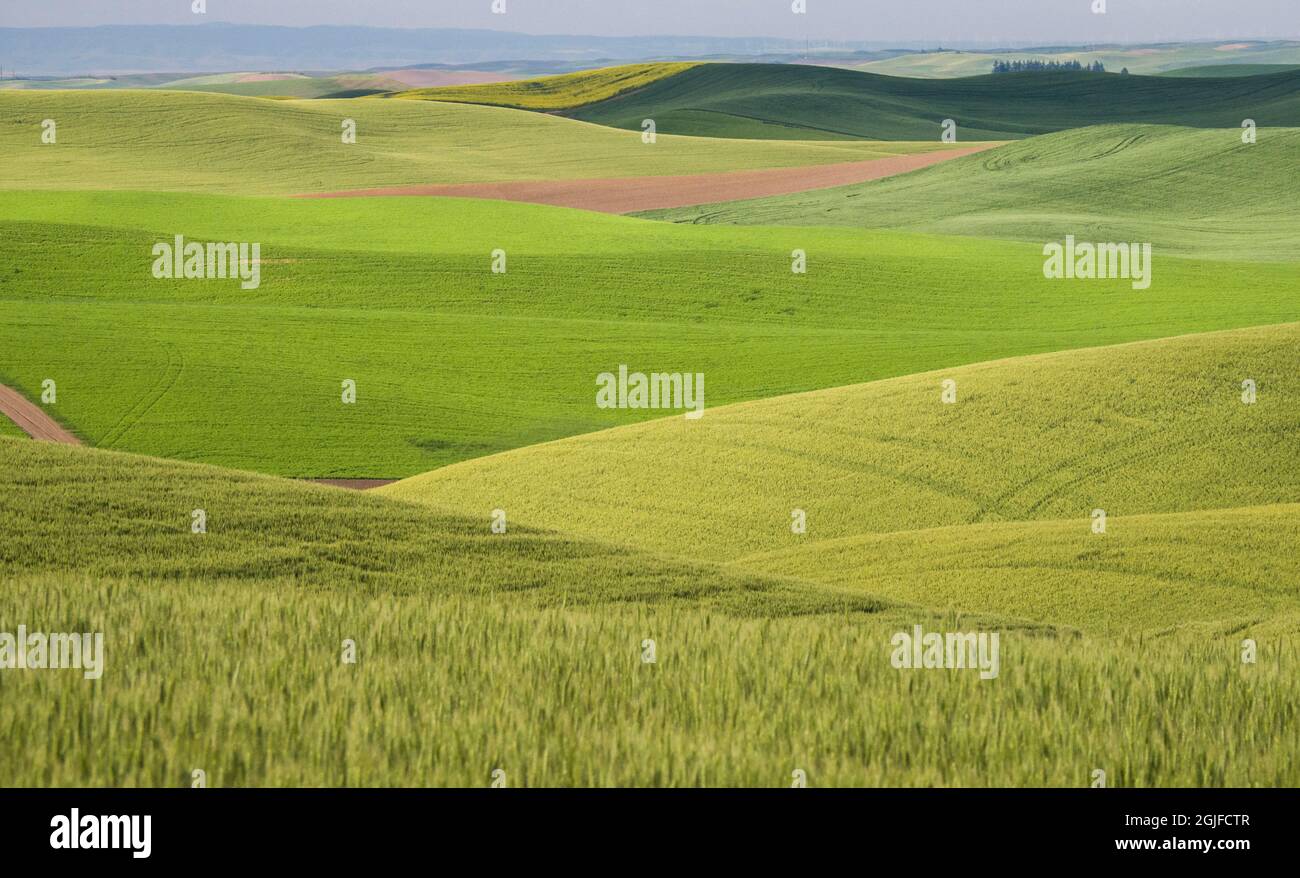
(0, 383, 82, 445)
(296, 144, 996, 214)
(98, 340, 184, 450)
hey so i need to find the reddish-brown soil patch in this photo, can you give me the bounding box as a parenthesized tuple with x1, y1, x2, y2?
(237, 73, 308, 83)
(381, 69, 523, 88)
(0, 384, 82, 444)
(298, 144, 997, 214)
(307, 479, 397, 491)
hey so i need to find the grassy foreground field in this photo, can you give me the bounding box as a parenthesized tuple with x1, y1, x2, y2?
(644, 125, 1300, 261)
(0, 90, 944, 196)
(3, 191, 1299, 475)
(561, 63, 1300, 140)
(3, 436, 1297, 786)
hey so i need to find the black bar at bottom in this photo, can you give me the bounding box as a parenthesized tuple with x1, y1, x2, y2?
(0, 788, 1285, 864)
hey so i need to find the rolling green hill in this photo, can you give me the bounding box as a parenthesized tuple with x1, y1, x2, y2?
(1160, 64, 1300, 78)
(4, 433, 1299, 786)
(0, 436, 863, 617)
(387, 62, 699, 110)
(3, 191, 1298, 476)
(746, 503, 1300, 632)
(158, 72, 402, 99)
(559, 63, 1300, 140)
(382, 322, 1300, 601)
(0, 90, 940, 196)
(643, 125, 1300, 261)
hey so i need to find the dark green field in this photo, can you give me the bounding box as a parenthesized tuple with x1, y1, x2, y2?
(1160, 63, 1300, 77)
(562, 63, 1300, 140)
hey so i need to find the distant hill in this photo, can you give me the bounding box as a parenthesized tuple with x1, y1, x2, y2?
(0, 24, 860, 76)
(847, 41, 1300, 78)
(409, 62, 1300, 141)
(5, 26, 1295, 83)
(387, 62, 700, 110)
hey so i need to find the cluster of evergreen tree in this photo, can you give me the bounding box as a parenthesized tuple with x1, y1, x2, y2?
(991, 59, 1107, 74)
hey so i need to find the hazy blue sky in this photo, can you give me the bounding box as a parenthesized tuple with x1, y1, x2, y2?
(2, 0, 1296, 43)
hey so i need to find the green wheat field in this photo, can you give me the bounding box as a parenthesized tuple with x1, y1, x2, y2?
(1, 59, 1297, 787)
